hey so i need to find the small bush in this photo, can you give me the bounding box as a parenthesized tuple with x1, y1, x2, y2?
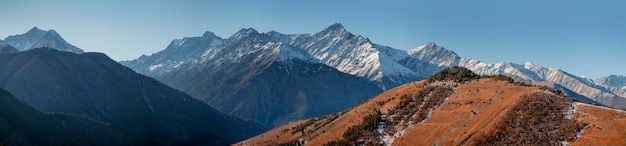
(482, 74, 514, 83)
(323, 110, 382, 145)
(427, 66, 479, 83)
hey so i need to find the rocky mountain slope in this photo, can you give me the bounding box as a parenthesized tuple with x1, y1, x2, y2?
(597, 75, 626, 90)
(0, 48, 267, 145)
(125, 28, 382, 127)
(237, 68, 626, 146)
(0, 39, 18, 53)
(3, 27, 84, 53)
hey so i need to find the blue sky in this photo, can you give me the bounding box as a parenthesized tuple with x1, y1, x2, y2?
(1, 0, 624, 78)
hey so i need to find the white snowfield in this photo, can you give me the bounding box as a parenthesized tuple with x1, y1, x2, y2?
(124, 23, 626, 108)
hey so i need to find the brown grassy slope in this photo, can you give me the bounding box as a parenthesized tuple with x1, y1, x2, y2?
(236, 79, 626, 146)
(234, 80, 426, 146)
(573, 103, 626, 145)
(393, 79, 535, 145)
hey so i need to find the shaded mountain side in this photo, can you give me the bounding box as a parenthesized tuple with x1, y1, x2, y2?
(161, 58, 382, 126)
(0, 48, 267, 145)
(0, 88, 130, 145)
(237, 68, 626, 146)
(3, 27, 84, 53)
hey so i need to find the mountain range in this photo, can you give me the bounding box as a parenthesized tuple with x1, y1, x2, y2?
(0, 48, 266, 144)
(121, 27, 383, 127)
(1, 24, 624, 144)
(121, 23, 626, 127)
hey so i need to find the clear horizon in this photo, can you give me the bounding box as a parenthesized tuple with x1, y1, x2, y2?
(1, 0, 624, 79)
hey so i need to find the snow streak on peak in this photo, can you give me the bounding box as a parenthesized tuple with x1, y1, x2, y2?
(406, 41, 460, 67)
(276, 43, 315, 62)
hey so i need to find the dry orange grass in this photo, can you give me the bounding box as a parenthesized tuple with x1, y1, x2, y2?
(234, 81, 427, 146)
(571, 103, 626, 145)
(236, 79, 626, 146)
(393, 79, 535, 145)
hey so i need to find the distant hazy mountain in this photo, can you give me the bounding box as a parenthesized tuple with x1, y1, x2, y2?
(0, 39, 18, 53)
(123, 31, 224, 77)
(123, 23, 626, 125)
(0, 48, 267, 145)
(3, 27, 84, 53)
(596, 75, 626, 90)
(0, 88, 131, 145)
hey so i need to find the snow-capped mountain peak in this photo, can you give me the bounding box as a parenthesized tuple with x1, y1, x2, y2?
(524, 61, 536, 68)
(424, 41, 437, 48)
(230, 28, 261, 41)
(324, 23, 346, 32)
(3, 27, 84, 53)
(316, 23, 353, 39)
(597, 75, 626, 89)
(26, 27, 47, 37)
(201, 31, 218, 38)
(406, 42, 460, 67)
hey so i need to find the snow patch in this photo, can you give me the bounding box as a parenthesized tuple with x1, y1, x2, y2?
(425, 108, 433, 120)
(565, 102, 578, 119)
(149, 63, 163, 71)
(277, 43, 314, 62)
(172, 61, 185, 69)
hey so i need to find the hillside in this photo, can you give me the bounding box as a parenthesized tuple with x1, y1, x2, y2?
(0, 88, 131, 145)
(0, 48, 267, 145)
(236, 67, 626, 146)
